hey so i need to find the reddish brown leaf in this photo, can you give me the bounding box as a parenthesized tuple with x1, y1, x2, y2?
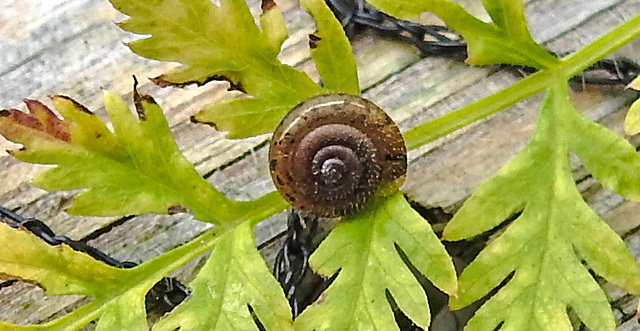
(0, 100, 71, 144)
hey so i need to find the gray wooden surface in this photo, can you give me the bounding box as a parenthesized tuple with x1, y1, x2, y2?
(1, 0, 640, 329)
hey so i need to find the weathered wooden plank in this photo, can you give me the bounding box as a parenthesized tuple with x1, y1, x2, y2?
(1, 0, 640, 328)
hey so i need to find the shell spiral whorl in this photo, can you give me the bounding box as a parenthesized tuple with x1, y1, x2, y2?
(269, 94, 407, 217)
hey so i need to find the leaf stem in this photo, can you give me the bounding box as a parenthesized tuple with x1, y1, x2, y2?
(133, 195, 286, 283)
(403, 69, 550, 150)
(404, 11, 640, 150)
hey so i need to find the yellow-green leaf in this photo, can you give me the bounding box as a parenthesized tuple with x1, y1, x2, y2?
(295, 193, 456, 330)
(153, 222, 293, 331)
(444, 83, 640, 331)
(96, 289, 148, 331)
(0, 223, 128, 297)
(567, 105, 640, 201)
(366, 0, 558, 68)
(624, 97, 640, 135)
(260, 0, 289, 55)
(0, 91, 286, 224)
(193, 97, 292, 139)
(109, 0, 324, 138)
(301, 0, 360, 94)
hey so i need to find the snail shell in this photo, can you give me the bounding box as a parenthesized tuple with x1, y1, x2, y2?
(269, 94, 407, 217)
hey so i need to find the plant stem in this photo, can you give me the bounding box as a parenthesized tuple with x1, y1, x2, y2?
(403, 11, 640, 151)
(403, 69, 550, 150)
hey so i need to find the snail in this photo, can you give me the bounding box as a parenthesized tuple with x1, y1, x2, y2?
(268, 94, 407, 217)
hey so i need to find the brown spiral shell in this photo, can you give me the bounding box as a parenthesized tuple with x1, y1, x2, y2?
(268, 94, 407, 217)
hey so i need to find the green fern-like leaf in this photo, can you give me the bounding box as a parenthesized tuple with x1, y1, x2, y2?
(108, 0, 322, 138)
(363, 10, 640, 328)
(96, 290, 149, 331)
(0, 90, 286, 224)
(300, 0, 359, 94)
(366, 0, 557, 68)
(295, 193, 457, 330)
(443, 83, 640, 331)
(0, 223, 151, 330)
(153, 222, 292, 331)
(108, 0, 361, 138)
(0, 223, 129, 298)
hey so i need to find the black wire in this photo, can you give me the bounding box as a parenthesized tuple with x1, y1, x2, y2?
(273, 209, 319, 318)
(0, 206, 188, 314)
(325, 0, 640, 85)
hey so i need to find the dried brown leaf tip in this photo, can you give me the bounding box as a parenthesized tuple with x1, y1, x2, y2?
(309, 33, 321, 49)
(150, 75, 176, 88)
(261, 0, 276, 11)
(167, 204, 189, 214)
(190, 114, 218, 130)
(52, 95, 93, 114)
(133, 79, 151, 121)
(0, 100, 71, 144)
(151, 73, 246, 93)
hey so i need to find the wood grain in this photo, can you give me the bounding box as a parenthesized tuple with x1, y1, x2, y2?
(1, 0, 640, 328)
